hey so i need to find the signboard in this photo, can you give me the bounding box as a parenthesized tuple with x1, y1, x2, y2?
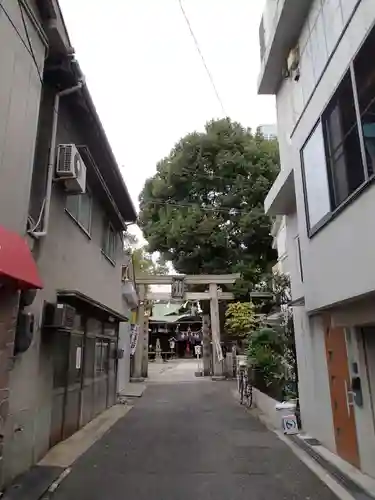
(76, 347, 82, 369)
(282, 414, 298, 435)
(194, 345, 202, 356)
(130, 324, 139, 355)
(171, 276, 185, 299)
(214, 337, 224, 362)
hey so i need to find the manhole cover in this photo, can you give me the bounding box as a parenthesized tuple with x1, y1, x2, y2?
(304, 438, 321, 446)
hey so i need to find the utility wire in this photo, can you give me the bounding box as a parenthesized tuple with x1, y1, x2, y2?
(0, 3, 37, 66)
(178, 0, 227, 117)
(17, 0, 43, 84)
(142, 199, 253, 215)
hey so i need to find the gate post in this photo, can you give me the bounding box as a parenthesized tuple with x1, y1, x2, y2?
(133, 284, 146, 380)
(209, 283, 224, 379)
(202, 313, 211, 376)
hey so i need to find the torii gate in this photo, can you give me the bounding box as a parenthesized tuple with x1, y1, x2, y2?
(133, 274, 240, 380)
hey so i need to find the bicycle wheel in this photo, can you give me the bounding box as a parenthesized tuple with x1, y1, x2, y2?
(245, 383, 253, 408)
(239, 376, 244, 405)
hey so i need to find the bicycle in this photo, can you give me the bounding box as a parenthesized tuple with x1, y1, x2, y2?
(238, 363, 253, 408)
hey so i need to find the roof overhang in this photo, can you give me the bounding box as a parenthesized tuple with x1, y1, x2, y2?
(258, 0, 313, 95)
(40, 3, 137, 227)
(264, 167, 296, 216)
(57, 289, 128, 322)
(0, 226, 43, 290)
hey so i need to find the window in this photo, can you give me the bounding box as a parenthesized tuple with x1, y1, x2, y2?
(322, 71, 365, 207)
(354, 27, 375, 177)
(277, 224, 287, 259)
(302, 24, 375, 235)
(66, 192, 92, 234)
(301, 122, 331, 228)
(102, 222, 117, 262)
(295, 236, 304, 283)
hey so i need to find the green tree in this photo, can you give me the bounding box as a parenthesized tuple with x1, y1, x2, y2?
(138, 118, 279, 296)
(225, 302, 256, 340)
(132, 246, 169, 277)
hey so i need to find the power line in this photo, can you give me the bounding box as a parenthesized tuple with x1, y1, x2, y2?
(17, 0, 43, 84)
(141, 199, 254, 216)
(178, 0, 227, 117)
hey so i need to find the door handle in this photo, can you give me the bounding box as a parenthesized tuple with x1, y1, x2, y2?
(344, 380, 354, 416)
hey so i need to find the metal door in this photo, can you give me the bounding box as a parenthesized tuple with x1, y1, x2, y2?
(62, 333, 83, 440)
(107, 340, 117, 407)
(80, 336, 96, 426)
(50, 331, 70, 447)
(94, 340, 108, 416)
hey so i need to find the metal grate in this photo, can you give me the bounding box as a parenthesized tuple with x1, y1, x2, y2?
(58, 145, 73, 173)
(290, 435, 375, 500)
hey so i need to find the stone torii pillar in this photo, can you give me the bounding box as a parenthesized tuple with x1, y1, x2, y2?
(135, 274, 240, 379)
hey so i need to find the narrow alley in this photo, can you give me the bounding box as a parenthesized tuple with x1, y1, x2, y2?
(48, 360, 338, 500)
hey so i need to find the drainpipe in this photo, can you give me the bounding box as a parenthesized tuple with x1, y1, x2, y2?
(30, 82, 83, 238)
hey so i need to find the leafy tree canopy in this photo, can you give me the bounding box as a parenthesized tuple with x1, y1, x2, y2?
(132, 246, 169, 277)
(138, 118, 279, 297)
(225, 302, 256, 340)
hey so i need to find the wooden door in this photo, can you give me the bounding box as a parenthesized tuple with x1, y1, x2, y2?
(325, 320, 360, 467)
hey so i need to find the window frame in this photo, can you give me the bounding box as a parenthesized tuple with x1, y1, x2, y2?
(102, 220, 117, 265)
(65, 189, 92, 237)
(300, 119, 333, 234)
(301, 58, 375, 238)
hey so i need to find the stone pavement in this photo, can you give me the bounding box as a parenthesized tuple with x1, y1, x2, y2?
(147, 357, 201, 383)
(50, 360, 339, 500)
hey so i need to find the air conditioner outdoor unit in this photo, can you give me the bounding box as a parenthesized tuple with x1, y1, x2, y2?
(43, 302, 76, 329)
(287, 46, 300, 73)
(56, 144, 87, 194)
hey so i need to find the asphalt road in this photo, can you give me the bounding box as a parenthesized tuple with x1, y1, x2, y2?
(51, 361, 338, 500)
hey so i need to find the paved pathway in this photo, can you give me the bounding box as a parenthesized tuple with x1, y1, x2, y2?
(51, 361, 338, 500)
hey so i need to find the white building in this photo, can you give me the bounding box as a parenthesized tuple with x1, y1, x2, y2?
(259, 124, 278, 140)
(261, 0, 375, 478)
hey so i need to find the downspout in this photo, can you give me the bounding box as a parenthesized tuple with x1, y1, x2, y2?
(30, 82, 83, 238)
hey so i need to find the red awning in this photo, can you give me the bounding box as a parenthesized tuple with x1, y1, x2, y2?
(0, 226, 43, 290)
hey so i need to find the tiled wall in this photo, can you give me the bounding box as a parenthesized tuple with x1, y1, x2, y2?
(0, 290, 18, 488)
(285, 0, 360, 135)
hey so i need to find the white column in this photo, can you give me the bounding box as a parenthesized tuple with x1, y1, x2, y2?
(209, 283, 224, 378)
(133, 284, 145, 380)
(117, 322, 131, 393)
(202, 313, 211, 376)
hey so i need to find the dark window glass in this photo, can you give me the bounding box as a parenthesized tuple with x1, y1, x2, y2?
(354, 27, 375, 176)
(323, 72, 365, 207)
(83, 337, 95, 380)
(66, 191, 92, 233)
(95, 340, 103, 375)
(102, 221, 117, 262)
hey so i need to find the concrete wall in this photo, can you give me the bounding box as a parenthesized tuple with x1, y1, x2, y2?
(253, 388, 281, 429)
(266, 0, 375, 477)
(0, 0, 46, 234)
(293, 310, 336, 451)
(344, 327, 375, 478)
(4, 87, 127, 483)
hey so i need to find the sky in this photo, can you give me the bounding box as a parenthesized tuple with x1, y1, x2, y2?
(59, 0, 276, 239)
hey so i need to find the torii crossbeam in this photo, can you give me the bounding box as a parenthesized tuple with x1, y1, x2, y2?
(133, 274, 240, 379)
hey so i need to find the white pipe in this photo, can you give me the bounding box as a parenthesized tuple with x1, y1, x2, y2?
(31, 82, 83, 238)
